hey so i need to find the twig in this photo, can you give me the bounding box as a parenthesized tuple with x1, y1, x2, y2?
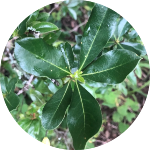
(49, 2, 62, 14)
(5, 47, 14, 63)
(68, 20, 88, 33)
(17, 75, 34, 95)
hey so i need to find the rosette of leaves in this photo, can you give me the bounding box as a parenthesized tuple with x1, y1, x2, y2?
(13, 4, 144, 150)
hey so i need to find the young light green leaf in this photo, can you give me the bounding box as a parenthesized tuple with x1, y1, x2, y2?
(83, 50, 141, 84)
(67, 82, 102, 149)
(14, 38, 71, 79)
(119, 122, 129, 133)
(42, 82, 72, 130)
(79, 4, 119, 70)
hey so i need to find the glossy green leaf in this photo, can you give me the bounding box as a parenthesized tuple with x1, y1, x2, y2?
(5, 92, 20, 111)
(60, 42, 74, 71)
(79, 4, 119, 70)
(127, 30, 138, 39)
(18, 16, 29, 37)
(32, 22, 59, 33)
(83, 50, 141, 84)
(119, 122, 129, 133)
(18, 118, 41, 139)
(67, 82, 102, 149)
(42, 82, 72, 130)
(14, 38, 70, 79)
(27, 10, 39, 26)
(37, 12, 50, 22)
(117, 18, 132, 39)
(43, 30, 61, 45)
(68, 8, 77, 20)
(118, 42, 146, 56)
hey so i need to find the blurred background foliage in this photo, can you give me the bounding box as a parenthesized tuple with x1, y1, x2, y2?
(0, 0, 150, 149)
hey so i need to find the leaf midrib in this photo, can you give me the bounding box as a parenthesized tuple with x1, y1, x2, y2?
(76, 82, 85, 129)
(79, 8, 108, 71)
(49, 82, 70, 127)
(17, 41, 71, 75)
(82, 58, 140, 76)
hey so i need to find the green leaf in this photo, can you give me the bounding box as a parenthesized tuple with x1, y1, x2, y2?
(6, 78, 18, 93)
(79, 4, 119, 70)
(118, 122, 129, 133)
(60, 42, 74, 71)
(67, 82, 102, 149)
(83, 50, 141, 84)
(5, 92, 20, 111)
(125, 98, 139, 111)
(14, 38, 71, 79)
(32, 22, 59, 33)
(67, 0, 81, 7)
(118, 42, 146, 56)
(135, 64, 142, 78)
(127, 30, 138, 39)
(37, 12, 50, 22)
(117, 18, 132, 39)
(113, 112, 123, 122)
(42, 82, 72, 130)
(127, 71, 137, 87)
(0, 76, 19, 111)
(34, 79, 51, 94)
(17, 16, 29, 37)
(27, 10, 39, 26)
(117, 105, 128, 116)
(28, 89, 45, 105)
(18, 118, 41, 139)
(126, 112, 136, 122)
(0, 76, 8, 93)
(43, 30, 61, 45)
(68, 8, 77, 20)
(85, 141, 95, 149)
(48, 80, 59, 94)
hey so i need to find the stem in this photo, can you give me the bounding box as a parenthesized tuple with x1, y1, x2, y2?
(128, 80, 150, 95)
(17, 75, 34, 95)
